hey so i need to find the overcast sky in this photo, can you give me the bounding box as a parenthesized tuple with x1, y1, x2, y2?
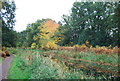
(14, 0, 76, 32)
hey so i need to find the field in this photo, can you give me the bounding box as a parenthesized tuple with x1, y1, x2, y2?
(1, 1, 120, 80)
(7, 47, 119, 80)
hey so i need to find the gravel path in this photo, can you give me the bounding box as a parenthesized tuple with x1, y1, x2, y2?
(0, 55, 14, 80)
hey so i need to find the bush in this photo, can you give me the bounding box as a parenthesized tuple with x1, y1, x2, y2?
(74, 44, 88, 52)
(42, 41, 58, 50)
(31, 43, 37, 49)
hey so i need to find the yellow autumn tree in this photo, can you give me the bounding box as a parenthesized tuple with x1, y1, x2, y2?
(38, 19, 60, 50)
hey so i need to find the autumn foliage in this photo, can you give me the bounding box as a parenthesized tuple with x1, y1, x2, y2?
(36, 19, 60, 50)
(31, 43, 37, 49)
(59, 41, 119, 55)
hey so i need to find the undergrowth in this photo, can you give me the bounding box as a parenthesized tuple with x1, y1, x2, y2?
(8, 48, 119, 80)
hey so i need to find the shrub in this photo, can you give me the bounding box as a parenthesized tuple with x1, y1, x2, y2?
(74, 44, 88, 52)
(42, 41, 58, 50)
(31, 43, 37, 49)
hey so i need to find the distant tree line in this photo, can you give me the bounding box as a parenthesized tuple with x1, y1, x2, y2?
(1, 1, 120, 47)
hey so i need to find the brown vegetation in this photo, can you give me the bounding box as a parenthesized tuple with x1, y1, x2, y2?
(1, 47, 10, 58)
(59, 45, 119, 55)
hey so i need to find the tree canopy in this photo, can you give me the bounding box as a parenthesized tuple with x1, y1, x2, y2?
(2, 1, 119, 48)
(1, 0, 16, 47)
(60, 2, 119, 47)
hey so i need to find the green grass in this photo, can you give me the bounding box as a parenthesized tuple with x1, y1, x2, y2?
(8, 49, 90, 79)
(8, 48, 18, 54)
(8, 48, 118, 79)
(8, 55, 31, 79)
(30, 54, 86, 79)
(43, 50, 119, 79)
(30, 56, 61, 79)
(51, 50, 118, 64)
(0, 57, 2, 63)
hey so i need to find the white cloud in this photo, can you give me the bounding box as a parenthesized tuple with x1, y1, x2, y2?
(14, 0, 76, 32)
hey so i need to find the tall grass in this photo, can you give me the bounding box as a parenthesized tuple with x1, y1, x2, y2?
(8, 49, 92, 79)
(8, 48, 119, 80)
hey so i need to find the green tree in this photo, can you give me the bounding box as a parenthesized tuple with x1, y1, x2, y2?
(18, 19, 48, 47)
(25, 19, 48, 47)
(1, 0, 16, 47)
(61, 2, 118, 47)
(112, 2, 120, 47)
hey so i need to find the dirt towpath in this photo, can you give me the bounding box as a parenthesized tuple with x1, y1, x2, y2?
(0, 55, 14, 80)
